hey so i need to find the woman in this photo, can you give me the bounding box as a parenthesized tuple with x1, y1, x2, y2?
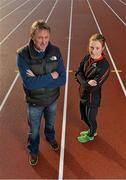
(75, 33, 110, 143)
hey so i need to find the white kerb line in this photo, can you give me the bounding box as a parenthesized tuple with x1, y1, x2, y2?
(102, 0, 126, 26)
(58, 0, 73, 179)
(0, 0, 59, 112)
(87, 0, 126, 97)
(45, 0, 58, 23)
(0, 0, 44, 46)
(0, 0, 30, 23)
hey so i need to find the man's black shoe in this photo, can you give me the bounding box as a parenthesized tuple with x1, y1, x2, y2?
(49, 140, 60, 152)
(29, 154, 38, 166)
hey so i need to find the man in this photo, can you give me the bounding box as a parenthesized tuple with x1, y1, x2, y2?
(17, 20, 66, 166)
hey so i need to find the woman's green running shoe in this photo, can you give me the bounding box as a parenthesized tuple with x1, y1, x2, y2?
(80, 130, 97, 137)
(80, 130, 89, 136)
(77, 134, 94, 143)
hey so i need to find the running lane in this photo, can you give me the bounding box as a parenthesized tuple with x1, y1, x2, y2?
(0, 0, 28, 19)
(63, 0, 126, 179)
(0, 0, 17, 9)
(0, 0, 56, 104)
(0, 0, 70, 179)
(104, 0, 126, 21)
(90, 0, 126, 86)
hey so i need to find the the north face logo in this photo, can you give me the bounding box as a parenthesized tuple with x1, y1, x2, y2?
(50, 56, 57, 61)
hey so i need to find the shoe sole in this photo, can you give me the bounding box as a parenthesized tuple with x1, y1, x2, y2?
(77, 136, 94, 143)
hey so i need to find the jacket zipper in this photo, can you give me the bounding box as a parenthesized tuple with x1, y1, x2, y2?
(90, 93, 92, 103)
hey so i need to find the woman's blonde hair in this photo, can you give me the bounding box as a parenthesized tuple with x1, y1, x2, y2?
(89, 33, 106, 47)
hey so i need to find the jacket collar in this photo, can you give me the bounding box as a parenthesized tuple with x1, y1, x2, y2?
(28, 39, 51, 60)
(88, 53, 105, 65)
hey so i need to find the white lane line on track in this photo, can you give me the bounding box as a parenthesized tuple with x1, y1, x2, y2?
(119, 0, 126, 6)
(0, 73, 19, 112)
(0, 0, 59, 112)
(58, 0, 73, 179)
(0, 0, 44, 46)
(102, 0, 126, 26)
(0, 0, 17, 10)
(87, 0, 126, 97)
(0, 0, 30, 23)
(45, 0, 58, 23)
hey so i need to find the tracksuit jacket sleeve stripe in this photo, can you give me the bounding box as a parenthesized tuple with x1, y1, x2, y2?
(87, 62, 110, 92)
(99, 67, 110, 84)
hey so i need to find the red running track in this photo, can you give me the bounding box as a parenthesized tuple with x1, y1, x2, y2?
(0, 0, 126, 179)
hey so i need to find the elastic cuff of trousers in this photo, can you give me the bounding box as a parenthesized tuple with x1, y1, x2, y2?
(27, 147, 39, 155)
(88, 132, 96, 137)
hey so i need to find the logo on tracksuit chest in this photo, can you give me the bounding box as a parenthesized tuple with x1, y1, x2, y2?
(92, 63, 97, 67)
